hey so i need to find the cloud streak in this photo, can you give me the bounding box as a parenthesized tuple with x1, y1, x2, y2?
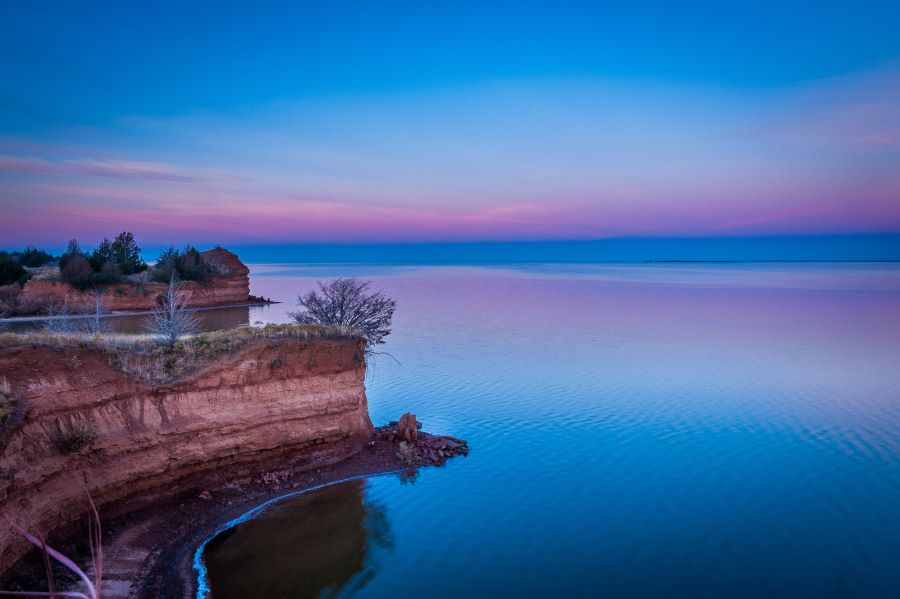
(0, 154, 238, 183)
(1, 66, 899, 247)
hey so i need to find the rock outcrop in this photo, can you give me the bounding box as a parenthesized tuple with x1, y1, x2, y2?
(0, 334, 372, 570)
(381, 414, 469, 465)
(13, 248, 251, 314)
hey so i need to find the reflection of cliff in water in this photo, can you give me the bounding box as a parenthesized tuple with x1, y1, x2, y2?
(2, 305, 251, 335)
(203, 479, 394, 599)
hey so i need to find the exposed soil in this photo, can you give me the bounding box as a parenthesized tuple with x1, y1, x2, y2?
(1, 424, 468, 599)
(0, 333, 372, 572)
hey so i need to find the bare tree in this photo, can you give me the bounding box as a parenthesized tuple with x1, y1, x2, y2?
(289, 278, 396, 346)
(143, 276, 199, 345)
(81, 290, 111, 336)
(42, 297, 78, 336)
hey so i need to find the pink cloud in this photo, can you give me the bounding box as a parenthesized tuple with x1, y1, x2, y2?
(2, 65, 899, 246)
(0, 155, 57, 174)
(0, 154, 238, 183)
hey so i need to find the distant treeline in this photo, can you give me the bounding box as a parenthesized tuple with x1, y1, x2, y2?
(0, 232, 212, 289)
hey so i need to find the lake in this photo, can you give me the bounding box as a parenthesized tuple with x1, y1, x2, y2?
(117, 263, 900, 596)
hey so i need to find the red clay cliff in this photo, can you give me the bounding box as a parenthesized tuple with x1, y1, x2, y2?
(0, 333, 373, 572)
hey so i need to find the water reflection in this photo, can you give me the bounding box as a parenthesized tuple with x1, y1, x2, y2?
(205, 262, 900, 598)
(203, 480, 393, 599)
(2, 305, 252, 335)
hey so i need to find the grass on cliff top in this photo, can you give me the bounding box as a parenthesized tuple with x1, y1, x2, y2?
(0, 323, 350, 350)
(0, 323, 357, 385)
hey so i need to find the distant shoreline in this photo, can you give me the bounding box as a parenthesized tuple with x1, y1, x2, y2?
(0, 299, 278, 324)
(248, 259, 900, 266)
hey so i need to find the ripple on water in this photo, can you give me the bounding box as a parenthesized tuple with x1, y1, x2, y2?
(202, 263, 900, 598)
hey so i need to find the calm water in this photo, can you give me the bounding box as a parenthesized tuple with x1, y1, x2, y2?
(196, 263, 900, 598)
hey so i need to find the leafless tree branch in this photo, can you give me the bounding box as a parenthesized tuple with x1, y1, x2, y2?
(289, 278, 396, 347)
(143, 276, 199, 346)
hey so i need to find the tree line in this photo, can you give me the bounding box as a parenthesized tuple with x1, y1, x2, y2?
(0, 232, 213, 289)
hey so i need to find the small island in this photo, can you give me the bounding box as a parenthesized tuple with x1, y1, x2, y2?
(0, 232, 268, 322)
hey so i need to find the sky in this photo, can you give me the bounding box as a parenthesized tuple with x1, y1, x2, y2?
(1, 1, 899, 257)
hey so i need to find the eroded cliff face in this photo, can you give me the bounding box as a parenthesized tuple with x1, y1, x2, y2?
(14, 248, 250, 313)
(0, 336, 373, 570)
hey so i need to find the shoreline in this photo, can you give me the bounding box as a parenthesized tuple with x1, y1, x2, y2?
(2, 426, 467, 599)
(191, 468, 406, 599)
(0, 299, 279, 324)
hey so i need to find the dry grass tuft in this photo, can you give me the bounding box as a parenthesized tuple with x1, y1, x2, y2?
(395, 440, 420, 465)
(0, 375, 24, 445)
(106, 323, 352, 384)
(0, 376, 14, 424)
(0, 323, 356, 385)
(55, 420, 98, 453)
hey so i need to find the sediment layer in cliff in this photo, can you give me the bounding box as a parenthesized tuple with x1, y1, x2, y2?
(0, 329, 373, 570)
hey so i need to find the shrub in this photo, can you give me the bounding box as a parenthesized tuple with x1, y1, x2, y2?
(0, 283, 21, 316)
(151, 245, 211, 283)
(0, 253, 28, 286)
(152, 246, 180, 282)
(55, 420, 98, 453)
(60, 254, 94, 289)
(58, 238, 84, 270)
(16, 246, 56, 267)
(94, 260, 123, 285)
(177, 245, 212, 281)
(290, 278, 396, 346)
(396, 441, 419, 465)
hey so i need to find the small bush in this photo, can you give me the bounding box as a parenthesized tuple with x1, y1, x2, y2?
(60, 254, 94, 290)
(0, 283, 21, 316)
(94, 261, 123, 285)
(55, 421, 98, 453)
(151, 245, 212, 283)
(177, 245, 212, 281)
(151, 247, 180, 282)
(58, 238, 83, 271)
(0, 253, 29, 286)
(396, 441, 419, 465)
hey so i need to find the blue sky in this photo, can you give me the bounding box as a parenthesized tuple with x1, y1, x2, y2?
(4, 0, 899, 127)
(1, 1, 899, 257)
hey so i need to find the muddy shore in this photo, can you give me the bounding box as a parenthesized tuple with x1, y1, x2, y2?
(2, 425, 467, 598)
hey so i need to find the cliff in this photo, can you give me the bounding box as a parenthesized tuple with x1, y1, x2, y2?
(0, 331, 373, 571)
(13, 248, 250, 314)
